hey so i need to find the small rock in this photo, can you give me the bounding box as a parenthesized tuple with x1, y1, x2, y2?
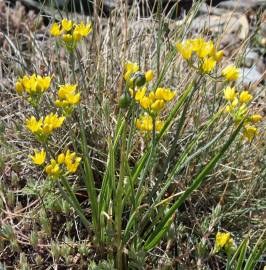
(238, 66, 263, 86)
(217, 0, 266, 12)
(243, 49, 259, 68)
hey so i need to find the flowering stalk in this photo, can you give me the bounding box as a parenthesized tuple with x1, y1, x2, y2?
(144, 119, 245, 251)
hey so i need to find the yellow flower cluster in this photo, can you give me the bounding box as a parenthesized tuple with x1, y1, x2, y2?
(124, 61, 154, 88)
(55, 84, 80, 114)
(176, 38, 223, 74)
(176, 38, 240, 80)
(135, 114, 164, 132)
(50, 18, 92, 49)
(45, 150, 81, 176)
(223, 87, 262, 141)
(214, 232, 236, 254)
(123, 62, 175, 133)
(15, 74, 51, 96)
(29, 149, 81, 177)
(131, 87, 175, 112)
(26, 113, 65, 138)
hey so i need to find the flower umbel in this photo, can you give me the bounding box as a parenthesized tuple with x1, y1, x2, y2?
(243, 125, 257, 142)
(136, 114, 164, 132)
(15, 74, 51, 96)
(222, 65, 239, 81)
(50, 19, 92, 50)
(214, 232, 236, 255)
(26, 113, 65, 138)
(55, 84, 80, 114)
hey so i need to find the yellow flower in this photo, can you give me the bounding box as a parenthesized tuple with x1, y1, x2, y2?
(64, 150, 81, 173)
(57, 153, 65, 164)
(73, 30, 82, 41)
(29, 149, 46, 165)
(63, 34, 74, 43)
(57, 84, 80, 107)
(15, 81, 24, 95)
(239, 91, 252, 103)
(145, 70, 154, 82)
(148, 91, 156, 102)
(155, 88, 175, 102)
(67, 93, 80, 105)
(190, 38, 205, 52)
(43, 113, 65, 134)
(16, 74, 51, 95)
(45, 159, 60, 176)
(135, 87, 147, 101)
(50, 23, 63, 36)
(140, 96, 151, 109)
(136, 114, 164, 132)
(225, 98, 238, 112)
(223, 87, 237, 102)
(124, 62, 139, 81)
(21, 75, 33, 90)
(21, 74, 36, 94)
(124, 71, 132, 81)
(176, 40, 193, 60)
(35, 76, 51, 92)
(222, 65, 239, 81)
(74, 22, 92, 37)
(151, 99, 165, 111)
(250, 114, 262, 123)
(243, 125, 257, 142)
(214, 232, 231, 253)
(58, 84, 77, 99)
(125, 62, 139, 73)
(213, 50, 224, 62)
(155, 120, 164, 132)
(195, 40, 214, 59)
(26, 116, 43, 133)
(136, 114, 153, 131)
(61, 18, 73, 32)
(202, 57, 216, 73)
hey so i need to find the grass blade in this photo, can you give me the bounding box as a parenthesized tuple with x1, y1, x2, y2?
(144, 121, 244, 251)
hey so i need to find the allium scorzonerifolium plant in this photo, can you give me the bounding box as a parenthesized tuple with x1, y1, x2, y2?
(11, 11, 265, 269)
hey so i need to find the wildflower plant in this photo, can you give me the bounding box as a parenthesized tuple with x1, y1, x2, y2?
(50, 18, 92, 51)
(6, 5, 265, 269)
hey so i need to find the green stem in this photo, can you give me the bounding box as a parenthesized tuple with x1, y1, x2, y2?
(59, 176, 90, 229)
(115, 121, 127, 269)
(144, 120, 244, 250)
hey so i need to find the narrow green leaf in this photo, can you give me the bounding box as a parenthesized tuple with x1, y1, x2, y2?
(78, 107, 99, 239)
(244, 230, 266, 270)
(235, 238, 249, 270)
(144, 121, 244, 251)
(59, 177, 90, 229)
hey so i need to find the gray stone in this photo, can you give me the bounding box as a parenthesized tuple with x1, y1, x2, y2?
(217, 0, 266, 11)
(243, 49, 260, 68)
(238, 66, 263, 85)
